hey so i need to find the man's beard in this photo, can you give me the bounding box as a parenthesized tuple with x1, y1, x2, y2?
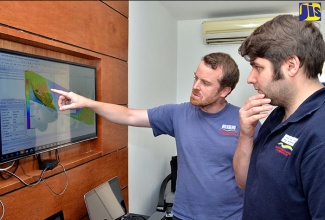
(263, 70, 291, 107)
(190, 89, 216, 108)
(190, 88, 201, 106)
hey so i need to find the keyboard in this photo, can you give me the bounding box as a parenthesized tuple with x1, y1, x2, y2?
(121, 214, 148, 220)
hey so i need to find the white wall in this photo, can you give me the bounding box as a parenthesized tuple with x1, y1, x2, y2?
(176, 19, 256, 106)
(176, 12, 325, 106)
(128, 1, 177, 216)
(129, 1, 325, 216)
(128, 4, 256, 215)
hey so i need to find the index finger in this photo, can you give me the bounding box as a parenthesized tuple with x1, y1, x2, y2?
(246, 93, 266, 102)
(243, 94, 271, 110)
(51, 89, 69, 96)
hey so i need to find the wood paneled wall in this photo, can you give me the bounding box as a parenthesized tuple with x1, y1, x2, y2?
(0, 1, 129, 219)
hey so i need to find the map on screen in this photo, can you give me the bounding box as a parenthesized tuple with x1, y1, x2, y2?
(0, 49, 97, 164)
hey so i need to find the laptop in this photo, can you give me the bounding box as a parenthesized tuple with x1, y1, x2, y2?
(84, 176, 164, 220)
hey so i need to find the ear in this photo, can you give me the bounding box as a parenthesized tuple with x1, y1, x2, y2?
(220, 86, 232, 98)
(285, 56, 300, 77)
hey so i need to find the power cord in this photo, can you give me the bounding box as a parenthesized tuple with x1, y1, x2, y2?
(41, 163, 69, 196)
(2, 166, 47, 187)
(1, 164, 69, 192)
(0, 163, 47, 220)
(37, 154, 58, 170)
(0, 199, 4, 220)
(1, 161, 47, 186)
(0, 151, 69, 190)
(0, 151, 69, 219)
(0, 161, 19, 180)
(21, 151, 69, 195)
(0, 161, 47, 220)
(0, 162, 15, 220)
(0, 161, 16, 171)
(41, 150, 68, 196)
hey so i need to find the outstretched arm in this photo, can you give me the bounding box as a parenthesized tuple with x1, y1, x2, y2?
(51, 89, 151, 127)
(233, 94, 272, 188)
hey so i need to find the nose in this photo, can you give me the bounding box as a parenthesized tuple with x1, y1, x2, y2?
(193, 79, 200, 89)
(247, 69, 257, 84)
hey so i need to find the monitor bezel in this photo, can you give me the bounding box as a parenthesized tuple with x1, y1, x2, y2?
(0, 48, 98, 165)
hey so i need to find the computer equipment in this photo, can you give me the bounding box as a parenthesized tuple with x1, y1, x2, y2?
(147, 211, 165, 220)
(84, 176, 151, 220)
(0, 49, 97, 165)
(45, 210, 64, 220)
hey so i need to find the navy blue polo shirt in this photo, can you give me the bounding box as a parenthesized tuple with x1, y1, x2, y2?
(243, 87, 325, 220)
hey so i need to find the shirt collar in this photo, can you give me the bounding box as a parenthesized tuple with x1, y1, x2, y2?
(271, 87, 325, 125)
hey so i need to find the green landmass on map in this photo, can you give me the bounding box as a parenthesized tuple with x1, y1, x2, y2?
(25, 70, 56, 110)
(71, 108, 95, 125)
(25, 70, 94, 125)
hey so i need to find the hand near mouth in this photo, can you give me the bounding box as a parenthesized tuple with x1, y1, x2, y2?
(239, 93, 272, 138)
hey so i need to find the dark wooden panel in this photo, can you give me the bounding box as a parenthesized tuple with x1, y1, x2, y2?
(0, 1, 129, 218)
(0, 32, 128, 190)
(100, 57, 128, 104)
(0, 1, 128, 60)
(103, 0, 129, 17)
(102, 121, 128, 154)
(0, 148, 128, 220)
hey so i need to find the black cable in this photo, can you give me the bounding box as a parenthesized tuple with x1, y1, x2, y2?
(2, 167, 47, 187)
(41, 163, 69, 196)
(20, 160, 39, 179)
(0, 153, 68, 196)
(37, 154, 58, 170)
(0, 199, 4, 220)
(20, 159, 69, 195)
(0, 161, 19, 180)
(55, 149, 60, 163)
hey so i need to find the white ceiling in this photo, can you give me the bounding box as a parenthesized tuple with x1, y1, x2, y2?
(159, 1, 301, 20)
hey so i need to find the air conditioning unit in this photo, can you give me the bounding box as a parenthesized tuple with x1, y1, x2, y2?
(202, 17, 274, 45)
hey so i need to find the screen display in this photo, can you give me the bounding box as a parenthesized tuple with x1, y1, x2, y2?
(0, 49, 97, 164)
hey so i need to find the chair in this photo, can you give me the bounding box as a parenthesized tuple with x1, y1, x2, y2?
(155, 156, 177, 219)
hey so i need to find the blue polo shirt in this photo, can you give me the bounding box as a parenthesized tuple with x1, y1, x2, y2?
(243, 87, 325, 220)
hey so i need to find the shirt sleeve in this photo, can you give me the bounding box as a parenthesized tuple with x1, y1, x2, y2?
(147, 104, 177, 137)
(301, 143, 325, 218)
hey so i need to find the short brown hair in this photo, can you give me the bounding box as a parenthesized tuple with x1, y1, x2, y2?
(203, 52, 240, 92)
(239, 14, 325, 80)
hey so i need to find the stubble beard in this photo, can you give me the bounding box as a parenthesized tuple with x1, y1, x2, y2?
(190, 89, 201, 106)
(264, 77, 292, 107)
(190, 90, 216, 109)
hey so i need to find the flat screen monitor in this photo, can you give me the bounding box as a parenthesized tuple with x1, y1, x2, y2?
(0, 49, 97, 164)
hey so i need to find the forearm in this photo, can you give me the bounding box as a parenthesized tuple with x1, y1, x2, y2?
(51, 89, 151, 127)
(233, 135, 254, 188)
(86, 99, 150, 127)
(233, 94, 271, 188)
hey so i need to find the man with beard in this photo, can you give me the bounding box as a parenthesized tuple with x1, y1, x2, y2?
(233, 14, 325, 220)
(52, 52, 258, 220)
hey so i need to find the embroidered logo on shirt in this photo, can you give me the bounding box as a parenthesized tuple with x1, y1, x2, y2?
(218, 124, 237, 136)
(275, 134, 298, 156)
